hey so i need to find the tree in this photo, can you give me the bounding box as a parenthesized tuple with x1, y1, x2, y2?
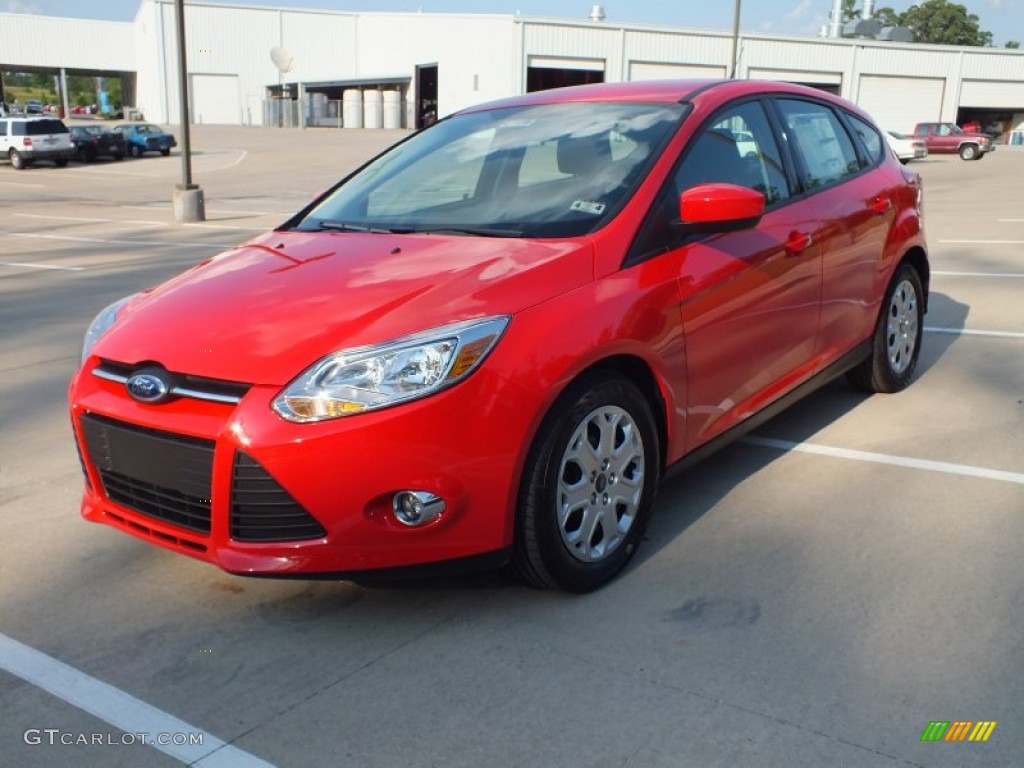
(898, 0, 993, 46)
(841, 0, 860, 23)
(1007, 41, 1021, 49)
(871, 6, 902, 27)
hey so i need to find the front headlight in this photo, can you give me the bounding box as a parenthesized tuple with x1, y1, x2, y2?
(81, 294, 139, 362)
(272, 316, 510, 423)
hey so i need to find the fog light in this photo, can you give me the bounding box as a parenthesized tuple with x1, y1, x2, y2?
(392, 491, 446, 527)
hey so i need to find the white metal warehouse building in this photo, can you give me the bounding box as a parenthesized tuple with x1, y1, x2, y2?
(1, 0, 1023, 141)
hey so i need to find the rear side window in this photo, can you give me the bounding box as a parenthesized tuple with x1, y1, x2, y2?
(777, 100, 860, 191)
(27, 119, 69, 135)
(845, 113, 884, 165)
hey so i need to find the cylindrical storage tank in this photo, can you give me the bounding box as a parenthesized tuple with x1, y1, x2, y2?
(342, 89, 363, 129)
(312, 92, 327, 120)
(364, 90, 383, 129)
(382, 90, 402, 129)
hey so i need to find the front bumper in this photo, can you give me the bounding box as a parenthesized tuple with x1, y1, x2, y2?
(70, 358, 530, 576)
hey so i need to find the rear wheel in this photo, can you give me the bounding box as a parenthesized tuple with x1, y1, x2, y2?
(9, 149, 25, 170)
(114, 153, 124, 161)
(959, 143, 979, 161)
(847, 262, 924, 393)
(514, 372, 660, 592)
(55, 158, 68, 167)
(130, 144, 142, 158)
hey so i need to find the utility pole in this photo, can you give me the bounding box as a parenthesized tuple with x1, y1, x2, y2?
(729, 0, 741, 78)
(172, 0, 205, 222)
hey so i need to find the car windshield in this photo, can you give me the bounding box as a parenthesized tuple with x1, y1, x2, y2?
(138, 125, 162, 133)
(291, 101, 685, 239)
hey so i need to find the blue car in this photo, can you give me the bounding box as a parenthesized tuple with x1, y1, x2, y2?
(112, 123, 177, 157)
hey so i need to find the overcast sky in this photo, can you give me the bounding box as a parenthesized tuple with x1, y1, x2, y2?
(1, 0, 1020, 45)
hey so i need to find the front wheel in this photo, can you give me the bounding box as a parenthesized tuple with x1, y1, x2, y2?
(130, 145, 142, 158)
(55, 158, 69, 167)
(847, 262, 925, 393)
(959, 144, 979, 161)
(514, 373, 660, 592)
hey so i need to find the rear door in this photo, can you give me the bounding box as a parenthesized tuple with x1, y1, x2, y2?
(773, 99, 895, 364)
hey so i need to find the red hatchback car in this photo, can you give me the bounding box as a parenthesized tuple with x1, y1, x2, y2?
(70, 80, 928, 591)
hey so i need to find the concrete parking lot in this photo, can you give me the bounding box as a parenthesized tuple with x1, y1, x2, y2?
(1, 126, 1021, 768)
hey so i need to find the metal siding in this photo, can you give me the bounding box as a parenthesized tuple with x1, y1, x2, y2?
(623, 29, 730, 66)
(523, 22, 621, 80)
(748, 68, 842, 85)
(629, 62, 725, 80)
(0, 13, 134, 71)
(960, 80, 1024, 109)
(858, 75, 945, 134)
(961, 51, 1024, 81)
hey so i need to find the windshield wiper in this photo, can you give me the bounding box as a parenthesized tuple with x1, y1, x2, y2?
(313, 220, 395, 234)
(393, 226, 526, 238)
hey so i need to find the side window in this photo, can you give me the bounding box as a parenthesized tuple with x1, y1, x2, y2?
(675, 100, 791, 207)
(12, 122, 25, 136)
(845, 113, 884, 166)
(777, 99, 860, 191)
(937, 124, 951, 136)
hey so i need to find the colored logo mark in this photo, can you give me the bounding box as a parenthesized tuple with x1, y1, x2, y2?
(921, 721, 997, 742)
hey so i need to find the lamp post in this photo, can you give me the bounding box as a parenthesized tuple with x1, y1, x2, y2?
(729, 0, 741, 79)
(171, 0, 205, 222)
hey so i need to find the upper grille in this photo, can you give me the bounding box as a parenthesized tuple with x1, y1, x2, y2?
(231, 452, 326, 542)
(93, 359, 251, 405)
(80, 413, 214, 534)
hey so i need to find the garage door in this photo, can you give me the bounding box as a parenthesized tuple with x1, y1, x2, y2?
(629, 62, 725, 80)
(960, 80, 1024, 109)
(190, 74, 240, 125)
(857, 75, 945, 135)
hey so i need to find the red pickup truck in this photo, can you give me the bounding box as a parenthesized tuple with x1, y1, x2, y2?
(913, 122, 995, 160)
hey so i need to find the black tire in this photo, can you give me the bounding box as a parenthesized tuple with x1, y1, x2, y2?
(847, 262, 925, 393)
(899, 157, 910, 165)
(55, 158, 69, 167)
(514, 371, 660, 592)
(9, 149, 25, 170)
(114, 153, 124, 161)
(160, 148, 170, 156)
(130, 144, 142, 158)
(959, 144, 979, 161)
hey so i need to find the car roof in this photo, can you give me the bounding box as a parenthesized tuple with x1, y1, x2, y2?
(456, 79, 864, 118)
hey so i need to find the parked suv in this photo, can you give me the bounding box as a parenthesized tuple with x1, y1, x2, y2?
(912, 122, 994, 160)
(0, 116, 73, 169)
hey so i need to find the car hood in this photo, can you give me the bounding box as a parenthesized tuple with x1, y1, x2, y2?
(92, 230, 594, 385)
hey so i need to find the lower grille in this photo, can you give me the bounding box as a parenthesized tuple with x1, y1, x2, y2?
(80, 413, 214, 534)
(231, 453, 326, 542)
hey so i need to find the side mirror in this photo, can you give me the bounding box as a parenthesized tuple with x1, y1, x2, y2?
(675, 183, 765, 235)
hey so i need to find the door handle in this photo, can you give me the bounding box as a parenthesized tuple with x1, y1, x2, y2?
(870, 195, 892, 215)
(784, 230, 813, 255)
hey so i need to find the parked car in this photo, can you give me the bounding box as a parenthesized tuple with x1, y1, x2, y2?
(26, 99, 44, 115)
(70, 80, 929, 592)
(70, 125, 126, 162)
(912, 121, 994, 160)
(886, 130, 927, 164)
(112, 123, 177, 157)
(0, 115, 73, 169)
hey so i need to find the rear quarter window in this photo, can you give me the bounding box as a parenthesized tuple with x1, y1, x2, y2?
(845, 113, 884, 166)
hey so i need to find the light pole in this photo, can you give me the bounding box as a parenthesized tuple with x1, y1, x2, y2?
(171, 0, 205, 222)
(729, 0, 742, 79)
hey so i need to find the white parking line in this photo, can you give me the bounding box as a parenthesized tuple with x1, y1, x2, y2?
(924, 326, 1024, 339)
(125, 205, 293, 217)
(13, 213, 172, 227)
(743, 437, 1024, 485)
(2, 231, 230, 249)
(932, 271, 1024, 278)
(0, 180, 46, 188)
(939, 239, 1024, 245)
(0, 633, 277, 767)
(0, 260, 85, 272)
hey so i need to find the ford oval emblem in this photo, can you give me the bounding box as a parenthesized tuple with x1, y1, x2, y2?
(126, 371, 171, 404)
